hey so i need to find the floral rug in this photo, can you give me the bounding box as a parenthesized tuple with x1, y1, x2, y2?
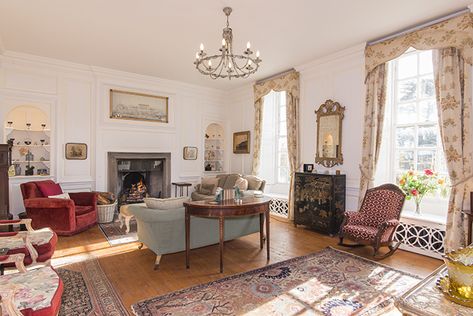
(131, 247, 420, 316)
(58, 258, 129, 315)
(98, 217, 138, 246)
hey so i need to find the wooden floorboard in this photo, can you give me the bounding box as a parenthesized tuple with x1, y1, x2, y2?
(53, 217, 442, 314)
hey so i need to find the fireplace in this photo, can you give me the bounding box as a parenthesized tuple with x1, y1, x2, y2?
(108, 152, 171, 206)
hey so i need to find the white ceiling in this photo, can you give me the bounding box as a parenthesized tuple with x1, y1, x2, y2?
(0, 0, 471, 90)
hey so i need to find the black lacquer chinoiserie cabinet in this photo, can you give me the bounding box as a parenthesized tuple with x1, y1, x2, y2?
(294, 172, 346, 236)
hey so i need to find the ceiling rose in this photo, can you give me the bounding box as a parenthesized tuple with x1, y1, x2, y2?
(194, 7, 262, 80)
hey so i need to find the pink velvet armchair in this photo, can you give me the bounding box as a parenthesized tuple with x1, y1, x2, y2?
(20, 180, 97, 236)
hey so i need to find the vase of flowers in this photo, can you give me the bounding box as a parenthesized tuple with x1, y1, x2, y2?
(397, 169, 447, 214)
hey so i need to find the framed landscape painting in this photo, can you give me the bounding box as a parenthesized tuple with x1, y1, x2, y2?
(183, 146, 198, 160)
(110, 89, 169, 123)
(65, 143, 87, 160)
(233, 131, 250, 154)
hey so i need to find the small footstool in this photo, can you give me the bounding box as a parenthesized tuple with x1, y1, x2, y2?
(118, 203, 146, 233)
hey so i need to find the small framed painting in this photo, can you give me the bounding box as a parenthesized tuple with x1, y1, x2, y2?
(65, 143, 87, 160)
(233, 131, 250, 154)
(183, 146, 198, 160)
(110, 89, 169, 123)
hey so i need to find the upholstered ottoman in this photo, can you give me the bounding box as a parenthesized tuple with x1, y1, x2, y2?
(119, 203, 145, 233)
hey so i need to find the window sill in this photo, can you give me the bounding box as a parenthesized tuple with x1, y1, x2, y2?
(401, 210, 446, 226)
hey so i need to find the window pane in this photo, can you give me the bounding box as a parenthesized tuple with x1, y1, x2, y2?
(396, 127, 415, 147)
(278, 166, 289, 183)
(279, 105, 286, 121)
(279, 92, 286, 106)
(419, 50, 433, 74)
(278, 137, 287, 152)
(420, 76, 435, 98)
(396, 103, 417, 124)
(417, 150, 435, 171)
(279, 120, 287, 136)
(418, 100, 437, 122)
(418, 125, 437, 147)
(397, 150, 414, 170)
(397, 54, 417, 79)
(398, 79, 417, 102)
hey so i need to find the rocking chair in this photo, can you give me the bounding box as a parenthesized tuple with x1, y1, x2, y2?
(338, 183, 405, 260)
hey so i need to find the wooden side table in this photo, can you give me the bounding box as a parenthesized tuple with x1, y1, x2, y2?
(184, 197, 271, 273)
(171, 182, 192, 197)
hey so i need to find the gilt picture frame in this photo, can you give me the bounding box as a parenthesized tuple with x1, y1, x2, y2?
(65, 143, 87, 160)
(233, 131, 250, 154)
(110, 89, 169, 123)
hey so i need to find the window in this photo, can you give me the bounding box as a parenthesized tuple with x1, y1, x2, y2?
(259, 90, 290, 194)
(376, 49, 449, 218)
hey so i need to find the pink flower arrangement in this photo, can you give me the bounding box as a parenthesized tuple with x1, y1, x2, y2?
(397, 169, 447, 214)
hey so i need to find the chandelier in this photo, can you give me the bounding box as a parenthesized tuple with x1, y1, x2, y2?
(194, 7, 262, 80)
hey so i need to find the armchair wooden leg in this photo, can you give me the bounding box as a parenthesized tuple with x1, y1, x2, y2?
(154, 255, 162, 270)
(138, 243, 144, 250)
(338, 237, 364, 248)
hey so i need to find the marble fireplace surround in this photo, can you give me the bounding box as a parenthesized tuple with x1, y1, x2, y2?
(107, 152, 172, 200)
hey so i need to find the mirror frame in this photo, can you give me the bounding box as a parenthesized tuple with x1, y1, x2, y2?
(315, 99, 345, 168)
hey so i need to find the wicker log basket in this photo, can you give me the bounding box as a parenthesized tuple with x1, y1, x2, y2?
(96, 192, 117, 224)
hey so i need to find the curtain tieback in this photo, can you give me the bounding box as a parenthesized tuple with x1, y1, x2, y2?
(450, 174, 473, 188)
(358, 164, 375, 181)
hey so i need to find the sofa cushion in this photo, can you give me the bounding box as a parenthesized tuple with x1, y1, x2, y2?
(36, 181, 63, 197)
(244, 175, 264, 190)
(216, 174, 228, 188)
(223, 174, 241, 189)
(200, 177, 219, 194)
(75, 205, 94, 216)
(145, 197, 189, 210)
(235, 177, 248, 191)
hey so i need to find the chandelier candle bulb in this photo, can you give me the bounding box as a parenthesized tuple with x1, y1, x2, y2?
(222, 38, 226, 46)
(247, 42, 251, 49)
(200, 43, 204, 51)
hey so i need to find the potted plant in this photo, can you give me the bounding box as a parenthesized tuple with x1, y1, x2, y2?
(397, 169, 447, 214)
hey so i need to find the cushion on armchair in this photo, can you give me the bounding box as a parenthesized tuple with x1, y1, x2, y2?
(244, 175, 264, 190)
(235, 177, 248, 190)
(36, 181, 63, 197)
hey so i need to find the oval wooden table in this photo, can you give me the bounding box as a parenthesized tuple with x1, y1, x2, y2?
(184, 196, 271, 273)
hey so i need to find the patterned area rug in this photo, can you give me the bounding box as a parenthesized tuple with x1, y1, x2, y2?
(99, 218, 138, 246)
(131, 247, 420, 316)
(58, 258, 129, 315)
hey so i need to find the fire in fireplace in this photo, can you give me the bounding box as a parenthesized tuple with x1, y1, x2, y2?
(120, 172, 149, 204)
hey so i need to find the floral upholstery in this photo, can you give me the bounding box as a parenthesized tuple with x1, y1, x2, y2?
(0, 228, 54, 250)
(340, 184, 405, 254)
(0, 266, 62, 313)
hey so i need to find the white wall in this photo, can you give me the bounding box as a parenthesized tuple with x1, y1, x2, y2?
(227, 44, 365, 210)
(0, 51, 227, 217)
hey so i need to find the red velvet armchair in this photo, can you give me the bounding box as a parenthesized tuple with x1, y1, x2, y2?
(21, 180, 97, 236)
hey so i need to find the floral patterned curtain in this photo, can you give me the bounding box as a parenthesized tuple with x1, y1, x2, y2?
(252, 71, 300, 219)
(358, 64, 388, 205)
(361, 12, 473, 210)
(433, 47, 472, 251)
(365, 13, 473, 79)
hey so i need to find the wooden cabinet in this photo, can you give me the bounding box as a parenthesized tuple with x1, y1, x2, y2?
(0, 144, 11, 220)
(294, 172, 346, 235)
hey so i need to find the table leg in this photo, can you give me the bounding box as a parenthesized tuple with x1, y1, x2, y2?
(186, 186, 189, 196)
(468, 217, 473, 245)
(180, 187, 183, 197)
(259, 213, 264, 249)
(185, 208, 190, 269)
(174, 185, 177, 197)
(219, 216, 224, 273)
(265, 208, 270, 261)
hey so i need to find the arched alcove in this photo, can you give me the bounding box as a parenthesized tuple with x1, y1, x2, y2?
(4, 105, 51, 177)
(204, 123, 224, 172)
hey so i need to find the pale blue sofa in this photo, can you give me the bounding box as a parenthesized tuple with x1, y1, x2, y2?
(128, 203, 260, 269)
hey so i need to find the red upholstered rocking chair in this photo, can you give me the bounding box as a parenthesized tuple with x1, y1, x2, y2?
(21, 180, 97, 236)
(338, 183, 406, 260)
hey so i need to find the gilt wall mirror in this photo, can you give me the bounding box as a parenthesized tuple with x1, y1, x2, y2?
(315, 99, 345, 168)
